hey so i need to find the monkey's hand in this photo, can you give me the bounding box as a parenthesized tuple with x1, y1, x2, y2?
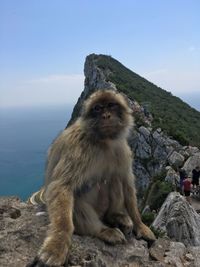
(98, 227, 126, 244)
(106, 213, 133, 238)
(27, 233, 70, 267)
(135, 223, 156, 242)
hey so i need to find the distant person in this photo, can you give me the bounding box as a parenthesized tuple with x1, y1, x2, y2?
(183, 176, 192, 204)
(192, 166, 200, 191)
(178, 166, 186, 194)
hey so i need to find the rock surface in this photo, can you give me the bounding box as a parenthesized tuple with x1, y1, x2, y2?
(1, 196, 200, 267)
(165, 167, 179, 189)
(183, 152, 200, 176)
(152, 192, 200, 246)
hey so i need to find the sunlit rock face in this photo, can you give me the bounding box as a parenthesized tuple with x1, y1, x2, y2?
(153, 192, 200, 246)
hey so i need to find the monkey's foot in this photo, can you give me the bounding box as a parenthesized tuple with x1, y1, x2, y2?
(135, 223, 156, 242)
(26, 256, 67, 267)
(106, 213, 133, 237)
(98, 227, 126, 244)
(26, 256, 68, 267)
(26, 236, 69, 267)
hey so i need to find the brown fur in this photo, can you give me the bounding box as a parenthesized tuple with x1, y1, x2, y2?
(29, 90, 155, 267)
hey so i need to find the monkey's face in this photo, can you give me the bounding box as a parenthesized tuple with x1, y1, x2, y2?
(82, 90, 133, 139)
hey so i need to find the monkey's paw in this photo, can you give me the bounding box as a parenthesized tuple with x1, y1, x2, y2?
(135, 223, 156, 242)
(26, 256, 67, 267)
(26, 237, 69, 267)
(107, 213, 133, 237)
(98, 227, 126, 244)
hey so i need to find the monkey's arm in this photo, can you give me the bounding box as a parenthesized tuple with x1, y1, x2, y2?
(28, 181, 74, 267)
(123, 174, 156, 242)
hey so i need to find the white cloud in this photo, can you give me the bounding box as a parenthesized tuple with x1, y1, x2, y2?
(1, 74, 84, 107)
(1, 71, 200, 109)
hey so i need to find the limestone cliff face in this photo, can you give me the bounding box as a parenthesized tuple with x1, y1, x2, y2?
(153, 192, 200, 246)
(68, 54, 118, 124)
(68, 54, 200, 194)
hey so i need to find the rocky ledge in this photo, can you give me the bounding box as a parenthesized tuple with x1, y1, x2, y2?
(0, 196, 200, 267)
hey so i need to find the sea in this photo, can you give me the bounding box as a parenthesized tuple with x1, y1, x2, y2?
(0, 105, 72, 200)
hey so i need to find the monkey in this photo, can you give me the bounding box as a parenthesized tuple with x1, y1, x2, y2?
(28, 89, 156, 267)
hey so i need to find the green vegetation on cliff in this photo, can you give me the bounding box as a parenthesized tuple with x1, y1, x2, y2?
(92, 54, 200, 147)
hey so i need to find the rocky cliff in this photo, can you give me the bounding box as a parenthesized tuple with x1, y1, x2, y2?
(69, 54, 200, 200)
(1, 196, 200, 267)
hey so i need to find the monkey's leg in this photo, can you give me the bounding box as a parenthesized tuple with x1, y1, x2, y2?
(105, 177, 133, 237)
(28, 182, 74, 267)
(74, 199, 126, 244)
(123, 176, 156, 242)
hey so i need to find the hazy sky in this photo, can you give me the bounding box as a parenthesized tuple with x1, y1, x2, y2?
(1, 0, 200, 110)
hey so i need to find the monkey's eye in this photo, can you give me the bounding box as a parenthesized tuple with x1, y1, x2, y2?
(93, 104, 103, 112)
(107, 102, 118, 109)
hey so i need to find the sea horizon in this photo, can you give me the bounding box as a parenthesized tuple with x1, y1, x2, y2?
(0, 104, 73, 200)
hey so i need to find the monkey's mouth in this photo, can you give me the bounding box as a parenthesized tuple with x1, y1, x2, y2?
(101, 121, 123, 130)
(100, 124, 124, 137)
(101, 124, 113, 129)
(101, 125, 118, 132)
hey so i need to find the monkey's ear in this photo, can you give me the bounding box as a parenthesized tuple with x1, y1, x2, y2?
(116, 92, 133, 115)
(80, 92, 97, 118)
(80, 101, 88, 117)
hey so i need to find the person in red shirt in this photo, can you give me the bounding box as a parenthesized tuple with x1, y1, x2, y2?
(183, 176, 192, 204)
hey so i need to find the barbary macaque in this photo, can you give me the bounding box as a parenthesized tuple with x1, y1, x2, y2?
(28, 89, 155, 267)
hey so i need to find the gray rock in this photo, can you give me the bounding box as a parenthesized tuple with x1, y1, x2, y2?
(183, 153, 200, 176)
(142, 205, 151, 214)
(133, 160, 151, 191)
(165, 167, 179, 189)
(152, 192, 200, 246)
(164, 242, 186, 267)
(184, 146, 200, 156)
(2, 196, 200, 267)
(138, 126, 151, 141)
(149, 238, 171, 261)
(188, 247, 200, 267)
(149, 239, 196, 267)
(168, 151, 185, 168)
(84, 61, 116, 92)
(135, 131, 152, 159)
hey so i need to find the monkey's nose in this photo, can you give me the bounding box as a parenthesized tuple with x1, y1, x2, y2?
(102, 112, 111, 119)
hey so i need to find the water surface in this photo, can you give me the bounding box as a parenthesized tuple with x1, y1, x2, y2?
(0, 105, 72, 200)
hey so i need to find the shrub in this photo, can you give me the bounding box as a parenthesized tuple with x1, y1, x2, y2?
(142, 212, 155, 226)
(148, 181, 173, 211)
(150, 226, 166, 238)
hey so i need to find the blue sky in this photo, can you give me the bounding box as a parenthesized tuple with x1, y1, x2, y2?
(1, 0, 200, 110)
